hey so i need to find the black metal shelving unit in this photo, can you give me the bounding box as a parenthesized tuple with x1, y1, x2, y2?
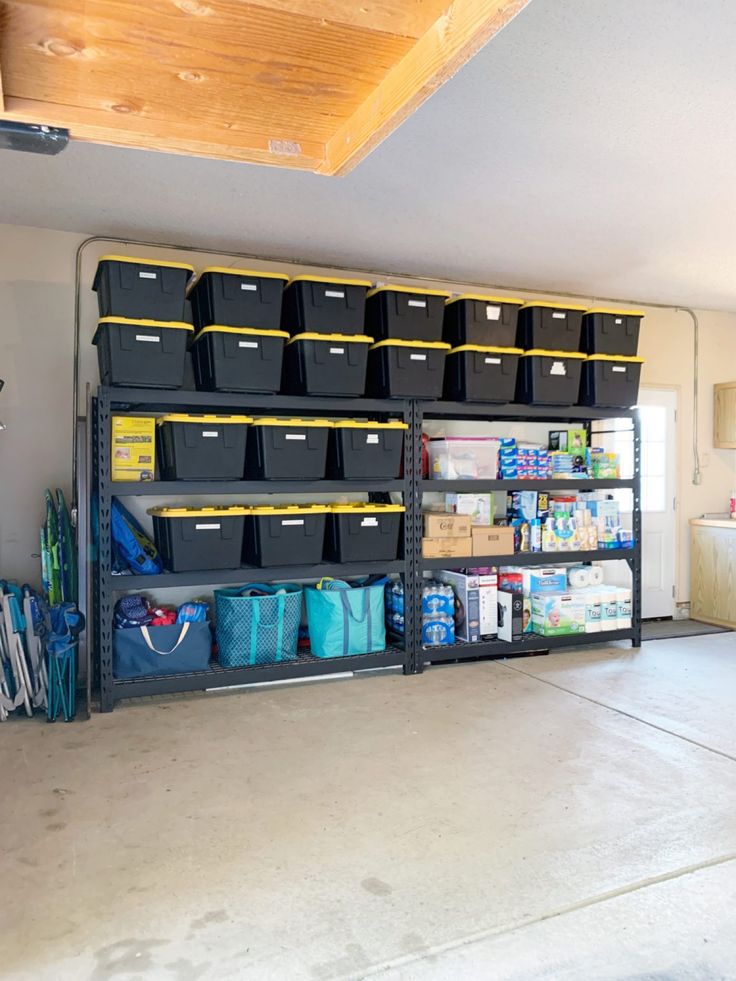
(92, 388, 641, 710)
(413, 400, 641, 671)
(93, 386, 415, 711)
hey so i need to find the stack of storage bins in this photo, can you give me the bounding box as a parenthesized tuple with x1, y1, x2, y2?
(92, 255, 195, 388)
(579, 309, 645, 407)
(187, 267, 290, 393)
(281, 275, 374, 395)
(515, 301, 588, 406)
(442, 294, 524, 402)
(365, 286, 451, 397)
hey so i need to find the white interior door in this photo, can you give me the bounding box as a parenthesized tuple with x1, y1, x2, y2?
(638, 388, 677, 619)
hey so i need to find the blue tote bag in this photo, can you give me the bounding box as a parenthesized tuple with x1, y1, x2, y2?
(305, 584, 386, 658)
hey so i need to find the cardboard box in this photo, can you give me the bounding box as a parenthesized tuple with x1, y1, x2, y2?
(477, 571, 498, 637)
(111, 415, 155, 482)
(423, 512, 472, 539)
(422, 537, 473, 559)
(471, 526, 514, 556)
(497, 588, 524, 642)
(445, 493, 494, 526)
(437, 570, 480, 642)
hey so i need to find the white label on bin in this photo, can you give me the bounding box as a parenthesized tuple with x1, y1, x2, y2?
(484, 357, 501, 365)
(552, 311, 566, 319)
(285, 433, 306, 440)
(615, 317, 623, 324)
(135, 334, 160, 342)
(195, 523, 221, 530)
(329, 347, 345, 355)
(240, 283, 257, 291)
(366, 434, 379, 444)
(612, 366, 626, 373)
(486, 305, 501, 321)
(550, 360, 567, 376)
(282, 519, 304, 526)
(202, 430, 219, 437)
(325, 290, 345, 299)
(408, 299, 426, 308)
(139, 271, 157, 280)
(361, 517, 379, 527)
(410, 353, 427, 361)
(238, 341, 259, 348)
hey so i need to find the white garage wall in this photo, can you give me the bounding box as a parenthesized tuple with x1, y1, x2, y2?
(1, 221, 735, 601)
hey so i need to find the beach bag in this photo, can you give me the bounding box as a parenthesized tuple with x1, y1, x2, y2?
(113, 621, 211, 678)
(111, 498, 163, 575)
(305, 583, 386, 658)
(215, 584, 302, 667)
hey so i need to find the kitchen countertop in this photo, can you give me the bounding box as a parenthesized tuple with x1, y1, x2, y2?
(690, 518, 736, 529)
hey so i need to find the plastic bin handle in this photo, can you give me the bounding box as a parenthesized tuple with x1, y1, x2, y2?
(140, 622, 190, 656)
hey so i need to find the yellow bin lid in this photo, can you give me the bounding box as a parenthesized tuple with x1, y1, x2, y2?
(329, 503, 405, 513)
(586, 354, 644, 363)
(96, 254, 195, 274)
(97, 316, 193, 331)
(370, 339, 450, 351)
(246, 505, 330, 516)
(287, 274, 372, 288)
(148, 506, 251, 518)
(332, 419, 408, 430)
(250, 417, 333, 428)
(445, 293, 524, 306)
(521, 349, 587, 358)
(286, 333, 374, 345)
(519, 301, 588, 311)
(197, 266, 288, 281)
(190, 325, 289, 342)
(585, 307, 645, 317)
(367, 284, 451, 299)
(449, 344, 524, 355)
(156, 414, 253, 425)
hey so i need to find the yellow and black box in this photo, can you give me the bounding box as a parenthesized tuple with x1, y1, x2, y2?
(112, 415, 156, 481)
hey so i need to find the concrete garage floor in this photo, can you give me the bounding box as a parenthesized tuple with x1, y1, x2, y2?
(3, 634, 736, 981)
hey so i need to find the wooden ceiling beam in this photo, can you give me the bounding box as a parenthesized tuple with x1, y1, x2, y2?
(320, 0, 532, 176)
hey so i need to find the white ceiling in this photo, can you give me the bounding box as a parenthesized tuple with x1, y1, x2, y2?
(3, 0, 736, 310)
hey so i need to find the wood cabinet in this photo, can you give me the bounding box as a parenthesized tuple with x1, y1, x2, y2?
(714, 381, 736, 448)
(690, 519, 736, 628)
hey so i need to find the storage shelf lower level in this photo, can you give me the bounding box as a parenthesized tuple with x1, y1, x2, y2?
(421, 628, 636, 664)
(108, 560, 406, 590)
(112, 647, 406, 702)
(421, 548, 636, 570)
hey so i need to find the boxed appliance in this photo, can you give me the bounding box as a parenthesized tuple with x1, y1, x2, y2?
(445, 492, 494, 526)
(436, 570, 481, 643)
(497, 587, 524, 642)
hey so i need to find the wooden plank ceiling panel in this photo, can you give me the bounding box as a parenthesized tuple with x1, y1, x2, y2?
(0, 0, 532, 173)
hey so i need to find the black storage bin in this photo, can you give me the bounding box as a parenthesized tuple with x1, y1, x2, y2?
(516, 302, 587, 352)
(443, 345, 523, 403)
(517, 349, 586, 406)
(327, 420, 408, 480)
(246, 418, 332, 480)
(190, 326, 288, 393)
(188, 266, 288, 331)
(281, 275, 371, 335)
(243, 506, 328, 567)
(443, 294, 523, 347)
(93, 255, 193, 321)
(365, 285, 450, 341)
(93, 317, 193, 388)
(113, 622, 212, 679)
(579, 355, 644, 408)
(367, 340, 450, 398)
(149, 507, 247, 572)
(582, 308, 643, 356)
(324, 504, 404, 563)
(282, 333, 372, 397)
(156, 414, 251, 480)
